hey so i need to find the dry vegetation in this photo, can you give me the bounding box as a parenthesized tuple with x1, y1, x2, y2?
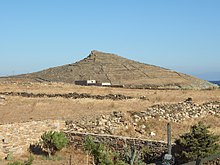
(0, 81, 220, 124)
(0, 80, 219, 164)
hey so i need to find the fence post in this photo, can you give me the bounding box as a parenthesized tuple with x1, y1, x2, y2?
(69, 155, 72, 165)
(167, 123, 172, 155)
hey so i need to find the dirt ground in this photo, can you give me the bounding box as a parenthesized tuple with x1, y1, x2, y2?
(0, 81, 220, 124)
(0, 81, 220, 164)
(0, 147, 91, 165)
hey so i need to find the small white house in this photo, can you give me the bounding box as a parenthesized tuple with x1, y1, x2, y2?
(101, 82, 111, 86)
(87, 80, 97, 84)
(75, 80, 97, 86)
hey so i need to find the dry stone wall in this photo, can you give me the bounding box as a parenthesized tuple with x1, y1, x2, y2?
(66, 101, 220, 137)
(65, 131, 168, 163)
(0, 120, 66, 159)
(0, 92, 138, 100)
(0, 100, 219, 161)
(131, 101, 220, 123)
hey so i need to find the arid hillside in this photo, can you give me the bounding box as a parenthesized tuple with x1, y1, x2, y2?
(9, 50, 218, 90)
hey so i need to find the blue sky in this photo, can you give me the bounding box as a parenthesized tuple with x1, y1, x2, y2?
(0, 1, 220, 80)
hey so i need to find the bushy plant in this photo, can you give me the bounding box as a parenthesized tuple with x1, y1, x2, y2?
(83, 136, 114, 165)
(174, 122, 220, 163)
(120, 145, 145, 165)
(40, 131, 68, 157)
(24, 154, 34, 165)
(6, 152, 13, 161)
(83, 136, 146, 165)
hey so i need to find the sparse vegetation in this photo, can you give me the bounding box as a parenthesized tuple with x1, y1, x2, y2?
(83, 136, 146, 165)
(41, 154, 63, 161)
(7, 154, 34, 165)
(120, 145, 145, 165)
(83, 136, 115, 165)
(174, 122, 220, 163)
(0, 80, 220, 165)
(6, 152, 14, 161)
(7, 161, 23, 165)
(40, 131, 68, 157)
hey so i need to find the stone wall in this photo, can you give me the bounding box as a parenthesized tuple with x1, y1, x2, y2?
(66, 101, 220, 138)
(0, 101, 219, 162)
(65, 131, 168, 163)
(0, 120, 66, 159)
(0, 92, 140, 100)
(0, 119, 168, 162)
(132, 101, 220, 123)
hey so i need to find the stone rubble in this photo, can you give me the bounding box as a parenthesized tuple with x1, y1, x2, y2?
(0, 95, 6, 105)
(66, 101, 220, 137)
(132, 101, 220, 123)
(0, 99, 219, 160)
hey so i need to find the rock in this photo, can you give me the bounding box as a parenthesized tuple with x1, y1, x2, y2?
(184, 97, 193, 103)
(141, 125, 146, 129)
(150, 132, 156, 136)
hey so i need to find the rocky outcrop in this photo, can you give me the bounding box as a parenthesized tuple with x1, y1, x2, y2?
(12, 50, 218, 90)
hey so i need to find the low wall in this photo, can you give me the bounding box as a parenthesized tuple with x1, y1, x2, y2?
(65, 131, 168, 162)
(0, 120, 66, 159)
(0, 119, 168, 163)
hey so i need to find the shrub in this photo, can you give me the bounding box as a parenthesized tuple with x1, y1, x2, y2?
(83, 136, 114, 165)
(24, 154, 34, 165)
(40, 131, 68, 157)
(6, 152, 13, 161)
(120, 145, 145, 165)
(174, 122, 220, 163)
(83, 136, 146, 165)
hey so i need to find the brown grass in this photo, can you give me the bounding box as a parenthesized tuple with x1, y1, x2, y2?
(0, 81, 220, 164)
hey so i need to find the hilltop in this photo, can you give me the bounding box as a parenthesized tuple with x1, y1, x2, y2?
(11, 50, 217, 89)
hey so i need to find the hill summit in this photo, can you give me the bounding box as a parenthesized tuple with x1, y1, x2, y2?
(17, 50, 217, 89)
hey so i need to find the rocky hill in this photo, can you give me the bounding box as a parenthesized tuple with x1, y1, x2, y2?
(13, 50, 217, 89)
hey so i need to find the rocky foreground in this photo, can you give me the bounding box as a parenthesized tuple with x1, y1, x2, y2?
(66, 100, 220, 137)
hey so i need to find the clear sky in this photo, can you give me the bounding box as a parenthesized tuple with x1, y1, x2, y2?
(0, 0, 220, 80)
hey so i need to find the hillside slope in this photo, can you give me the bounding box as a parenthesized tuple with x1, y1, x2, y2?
(14, 50, 217, 89)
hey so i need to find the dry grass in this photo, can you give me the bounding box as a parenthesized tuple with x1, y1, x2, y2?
(0, 81, 220, 164)
(0, 82, 219, 139)
(0, 147, 91, 165)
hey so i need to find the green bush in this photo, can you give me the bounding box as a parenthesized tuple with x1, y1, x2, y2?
(24, 154, 34, 165)
(6, 152, 13, 161)
(40, 131, 68, 157)
(83, 136, 114, 165)
(120, 145, 145, 165)
(174, 122, 220, 163)
(83, 136, 146, 165)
